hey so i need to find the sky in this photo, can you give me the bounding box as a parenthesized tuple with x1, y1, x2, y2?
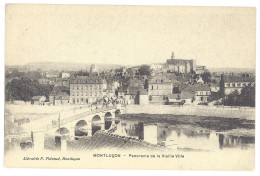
(5, 5, 256, 68)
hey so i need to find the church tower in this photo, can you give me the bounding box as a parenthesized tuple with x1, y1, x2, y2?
(89, 64, 98, 76)
(171, 52, 175, 60)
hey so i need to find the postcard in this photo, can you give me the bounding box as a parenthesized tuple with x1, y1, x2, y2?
(4, 4, 255, 170)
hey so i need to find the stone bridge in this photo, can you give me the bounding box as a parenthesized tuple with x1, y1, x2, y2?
(32, 105, 124, 151)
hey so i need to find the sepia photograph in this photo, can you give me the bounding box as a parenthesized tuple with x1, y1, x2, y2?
(3, 3, 256, 171)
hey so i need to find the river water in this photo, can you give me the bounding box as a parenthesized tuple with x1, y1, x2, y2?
(113, 119, 255, 152)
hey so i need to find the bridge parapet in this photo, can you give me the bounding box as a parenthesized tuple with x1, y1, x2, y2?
(35, 105, 121, 132)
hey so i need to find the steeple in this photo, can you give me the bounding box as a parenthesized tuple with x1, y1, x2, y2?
(171, 52, 175, 60)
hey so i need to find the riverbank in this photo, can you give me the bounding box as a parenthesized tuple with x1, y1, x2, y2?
(124, 105, 255, 120)
(117, 113, 255, 137)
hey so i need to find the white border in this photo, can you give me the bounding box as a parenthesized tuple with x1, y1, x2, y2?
(0, 1, 259, 176)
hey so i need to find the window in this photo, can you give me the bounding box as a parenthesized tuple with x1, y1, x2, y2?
(81, 92, 83, 96)
(151, 86, 153, 90)
(86, 92, 88, 96)
(72, 86, 74, 90)
(200, 97, 204, 101)
(81, 98, 83, 102)
(81, 86, 83, 90)
(86, 85, 88, 89)
(77, 98, 79, 103)
(242, 83, 246, 87)
(77, 86, 79, 90)
(232, 83, 236, 87)
(77, 92, 79, 96)
(90, 92, 92, 96)
(237, 83, 241, 87)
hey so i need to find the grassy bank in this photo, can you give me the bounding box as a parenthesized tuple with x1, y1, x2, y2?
(117, 113, 255, 132)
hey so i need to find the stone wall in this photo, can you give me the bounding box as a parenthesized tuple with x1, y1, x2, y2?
(125, 105, 255, 120)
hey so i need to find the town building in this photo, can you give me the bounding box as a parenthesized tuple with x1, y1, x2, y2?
(166, 52, 196, 74)
(49, 86, 70, 105)
(139, 89, 149, 105)
(127, 66, 140, 77)
(180, 90, 194, 104)
(148, 74, 173, 104)
(181, 84, 211, 104)
(118, 87, 127, 99)
(196, 76, 204, 84)
(45, 70, 60, 78)
(210, 73, 222, 83)
(61, 72, 71, 78)
(54, 78, 70, 87)
(125, 86, 142, 105)
(89, 64, 99, 76)
(125, 86, 148, 105)
(69, 76, 103, 105)
(167, 94, 181, 104)
(220, 74, 255, 96)
(31, 96, 46, 105)
(196, 65, 207, 74)
(210, 83, 220, 93)
(53, 91, 70, 105)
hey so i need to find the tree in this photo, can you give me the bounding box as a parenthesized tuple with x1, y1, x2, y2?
(74, 70, 89, 76)
(201, 72, 211, 84)
(240, 83, 255, 107)
(138, 65, 151, 76)
(224, 90, 240, 106)
(27, 71, 43, 80)
(144, 79, 149, 89)
(223, 83, 255, 107)
(5, 76, 54, 102)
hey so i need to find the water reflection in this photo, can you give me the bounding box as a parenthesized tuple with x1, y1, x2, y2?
(114, 119, 255, 151)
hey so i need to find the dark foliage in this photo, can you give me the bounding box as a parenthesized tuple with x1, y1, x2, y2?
(138, 65, 151, 76)
(5, 76, 54, 101)
(223, 83, 255, 107)
(201, 71, 211, 84)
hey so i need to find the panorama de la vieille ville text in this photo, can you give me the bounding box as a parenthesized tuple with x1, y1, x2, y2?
(5, 51, 255, 153)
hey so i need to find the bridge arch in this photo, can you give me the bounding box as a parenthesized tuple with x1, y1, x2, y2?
(115, 109, 121, 116)
(92, 115, 102, 135)
(104, 112, 113, 130)
(75, 120, 88, 139)
(92, 115, 101, 121)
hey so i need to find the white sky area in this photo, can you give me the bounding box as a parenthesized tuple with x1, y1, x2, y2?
(5, 5, 256, 68)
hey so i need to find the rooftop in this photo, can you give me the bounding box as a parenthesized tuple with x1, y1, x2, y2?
(166, 58, 193, 65)
(70, 76, 103, 84)
(223, 75, 255, 83)
(182, 84, 211, 92)
(67, 130, 164, 151)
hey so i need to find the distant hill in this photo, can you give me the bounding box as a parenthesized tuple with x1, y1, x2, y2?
(21, 62, 123, 72)
(208, 67, 255, 74)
